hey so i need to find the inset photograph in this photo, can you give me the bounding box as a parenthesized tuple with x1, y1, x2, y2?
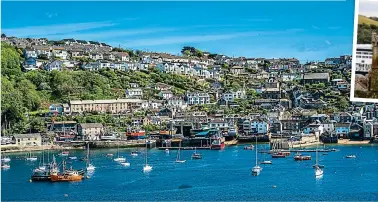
(352, 0, 378, 100)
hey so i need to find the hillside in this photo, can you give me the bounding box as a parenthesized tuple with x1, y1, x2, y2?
(358, 15, 378, 26)
(357, 15, 378, 44)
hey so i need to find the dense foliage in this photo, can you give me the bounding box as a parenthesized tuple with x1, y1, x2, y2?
(357, 23, 378, 44)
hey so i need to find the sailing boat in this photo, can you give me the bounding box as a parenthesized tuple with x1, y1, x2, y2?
(251, 138, 262, 176)
(114, 143, 126, 162)
(175, 141, 186, 163)
(37, 150, 47, 171)
(86, 143, 95, 171)
(260, 145, 272, 164)
(191, 147, 202, 159)
(143, 139, 152, 172)
(26, 150, 38, 161)
(314, 148, 323, 177)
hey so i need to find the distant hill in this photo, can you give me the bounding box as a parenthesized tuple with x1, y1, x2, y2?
(357, 15, 378, 44)
(358, 15, 378, 26)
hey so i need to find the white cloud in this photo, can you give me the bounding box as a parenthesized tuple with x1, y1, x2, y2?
(2, 21, 117, 37)
(46, 28, 179, 41)
(359, 0, 378, 17)
(123, 30, 303, 47)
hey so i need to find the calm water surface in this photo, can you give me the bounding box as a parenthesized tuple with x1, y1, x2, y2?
(2, 144, 378, 201)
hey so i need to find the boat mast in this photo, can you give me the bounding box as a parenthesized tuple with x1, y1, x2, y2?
(255, 136, 258, 166)
(145, 138, 148, 166)
(87, 142, 90, 166)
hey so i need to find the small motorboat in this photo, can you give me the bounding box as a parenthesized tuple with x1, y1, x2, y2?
(165, 149, 169, 154)
(59, 151, 69, 156)
(244, 145, 254, 150)
(260, 160, 272, 164)
(107, 153, 114, 157)
(1, 157, 11, 163)
(1, 164, 10, 169)
(26, 157, 38, 161)
(346, 155, 356, 158)
(331, 148, 338, 152)
(120, 162, 130, 167)
(131, 151, 138, 157)
(68, 156, 77, 160)
(175, 160, 186, 163)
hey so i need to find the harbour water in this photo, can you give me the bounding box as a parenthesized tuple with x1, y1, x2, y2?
(2, 144, 378, 201)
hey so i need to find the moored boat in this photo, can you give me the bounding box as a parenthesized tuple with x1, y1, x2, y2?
(1, 164, 10, 169)
(50, 170, 83, 182)
(346, 155, 356, 158)
(294, 153, 312, 161)
(1, 156, 11, 163)
(191, 147, 202, 159)
(271, 152, 286, 158)
(211, 138, 225, 150)
(244, 144, 254, 150)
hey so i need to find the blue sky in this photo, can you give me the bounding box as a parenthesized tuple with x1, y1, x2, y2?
(2, 1, 355, 61)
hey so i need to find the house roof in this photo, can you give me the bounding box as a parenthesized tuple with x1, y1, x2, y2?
(13, 133, 41, 139)
(303, 73, 329, 80)
(79, 123, 104, 128)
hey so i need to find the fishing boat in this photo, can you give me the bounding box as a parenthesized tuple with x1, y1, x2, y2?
(143, 139, 152, 173)
(260, 145, 272, 164)
(314, 148, 323, 177)
(211, 137, 225, 150)
(244, 144, 254, 150)
(251, 138, 262, 176)
(131, 151, 139, 157)
(346, 155, 356, 158)
(31, 155, 59, 181)
(50, 169, 83, 182)
(1, 156, 11, 163)
(126, 130, 146, 140)
(86, 143, 95, 171)
(26, 151, 38, 161)
(175, 141, 186, 163)
(114, 144, 126, 162)
(191, 147, 202, 159)
(59, 151, 69, 157)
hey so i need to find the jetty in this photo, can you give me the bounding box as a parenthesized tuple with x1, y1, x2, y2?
(259, 149, 331, 153)
(158, 146, 211, 150)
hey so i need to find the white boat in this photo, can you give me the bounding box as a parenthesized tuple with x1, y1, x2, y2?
(314, 148, 323, 177)
(59, 151, 69, 156)
(165, 149, 169, 154)
(1, 164, 10, 169)
(121, 162, 130, 167)
(346, 155, 356, 158)
(114, 144, 126, 162)
(175, 141, 186, 163)
(143, 138, 152, 173)
(143, 164, 152, 172)
(1, 156, 11, 163)
(86, 143, 96, 171)
(131, 151, 138, 157)
(251, 138, 262, 176)
(26, 151, 38, 161)
(68, 156, 77, 160)
(260, 145, 272, 164)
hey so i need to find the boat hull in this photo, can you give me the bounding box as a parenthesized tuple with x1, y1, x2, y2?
(50, 174, 83, 182)
(211, 143, 225, 150)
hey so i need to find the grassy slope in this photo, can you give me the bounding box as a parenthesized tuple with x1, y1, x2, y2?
(358, 15, 378, 26)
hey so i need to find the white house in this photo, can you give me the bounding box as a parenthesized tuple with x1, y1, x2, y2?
(185, 92, 211, 105)
(167, 97, 187, 109)
(126, 88, 143, 98)
(222, 90, 246, 102)
(52, 49, 69, 60)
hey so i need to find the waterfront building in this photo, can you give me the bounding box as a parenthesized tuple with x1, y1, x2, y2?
(78, 123, 104, 140)
(12, 133, 42, 146)
(69, 99, 143, 114)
